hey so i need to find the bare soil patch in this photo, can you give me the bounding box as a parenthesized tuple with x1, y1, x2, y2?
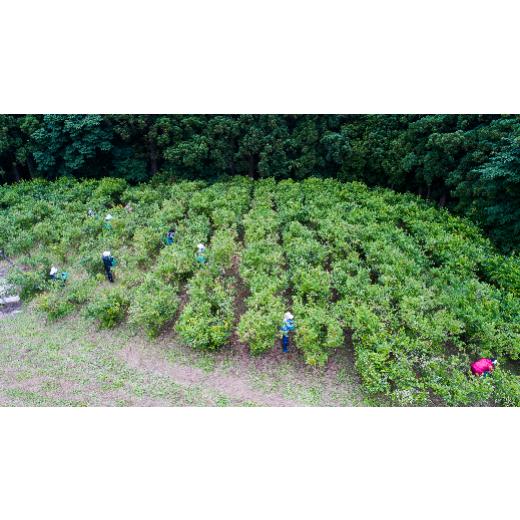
(227, 253, 251, 358)
(121, 341, 299, 406)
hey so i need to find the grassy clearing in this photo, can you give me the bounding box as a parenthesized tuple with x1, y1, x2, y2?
(0, 306, 367, 407)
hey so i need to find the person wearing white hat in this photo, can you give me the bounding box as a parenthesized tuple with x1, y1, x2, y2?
(104, 214, 113, 231)
(49, 266, 68, 284)
(102, 251, 115, 283)
(280, 312, 295, 353)
(196, 243, 207, 265)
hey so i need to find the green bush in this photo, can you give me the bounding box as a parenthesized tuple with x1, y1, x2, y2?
(79, 250, 106, 276)
(85, 289, 130, 329)
(155, 246, 195, 283)
(36, 278, 96, 320)
(238, 297, 284, 354)
(292, 266, 331, 304)
(293, 302, 343, 366)
(129, 276, 180, 337)
(490, 368, 520, 406)
(176, 272, 234, 350)
(7, 253, 53, 299)
(37, 290, 75, 320)
(209, 227, 237, 270)
(92, 177, 128, 205)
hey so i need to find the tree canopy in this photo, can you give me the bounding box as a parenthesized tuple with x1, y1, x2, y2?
(1, 114, 519, 251)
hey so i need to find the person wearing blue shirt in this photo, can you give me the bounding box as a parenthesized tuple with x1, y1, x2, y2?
(280, 312, 295, 353)
(49, 266, 68, 285)
(166, 229, 175, 245)
(196, 243, 207, 265)
(103, 214, 113, 231)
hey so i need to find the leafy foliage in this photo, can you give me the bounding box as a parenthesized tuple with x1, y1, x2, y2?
(237, 179, 287, 354)
(2, 115, 520, 251)
(176, 271, 234, 350)
(85, 288, 130, 329)
(2, 176, 520, 405)
(129, 275, 180, 338)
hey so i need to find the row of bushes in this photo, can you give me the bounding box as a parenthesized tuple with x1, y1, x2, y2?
(276, 180, 345, 366)
(237, 179, 287, 353)
(334, 184, 520, 405)
(127, 186, 211, 336)
(176, 179, 252, 350)
(14, 179, 199, 327)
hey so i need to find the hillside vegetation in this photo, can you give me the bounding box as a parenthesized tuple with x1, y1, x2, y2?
(1, 115, 519, 251)
(1, 177, 520, 405)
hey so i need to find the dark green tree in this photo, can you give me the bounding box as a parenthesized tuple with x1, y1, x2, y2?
(31, 115, 113, 179)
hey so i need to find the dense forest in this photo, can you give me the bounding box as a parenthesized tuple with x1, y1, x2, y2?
(1, 115, 519, 251)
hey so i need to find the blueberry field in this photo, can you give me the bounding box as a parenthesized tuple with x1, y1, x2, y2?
(1, 176, 520, 406)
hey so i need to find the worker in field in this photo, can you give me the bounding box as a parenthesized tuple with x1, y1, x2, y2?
(471, 357, 497, 377)
(104, 213, 113, 230)
(280, 312, 295, 353)
(102, 251, 116, 283)
(165, 229, 176, 245)
(196, 243, 207, 265)
(49, 266, 68, 284)
(87, 208, 96, 217)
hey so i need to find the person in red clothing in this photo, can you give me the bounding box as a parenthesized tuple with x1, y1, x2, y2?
(471, 358, 497, 377)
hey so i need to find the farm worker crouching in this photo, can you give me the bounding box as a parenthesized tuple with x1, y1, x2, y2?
(49, 266, 69, 284)
(196, 243, 207, 265)
(280, 312, 295, 353)
(87, 208, 96, 217)
(165, 229, 176, 246)
(104, 213, 113, 230)
(471, 357, 497, 377)
(102, 251, 116, 283)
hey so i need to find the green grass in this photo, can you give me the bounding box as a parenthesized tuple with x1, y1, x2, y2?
(0, 310, 221, 406)
(194, 355, 216, 373)
(0, 307, 367, 407)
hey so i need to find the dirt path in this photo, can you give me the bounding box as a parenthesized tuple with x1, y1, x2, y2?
(227, 253, 251, 358)
(1, 308, 366, 406)
(121, 342, 300, 406)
